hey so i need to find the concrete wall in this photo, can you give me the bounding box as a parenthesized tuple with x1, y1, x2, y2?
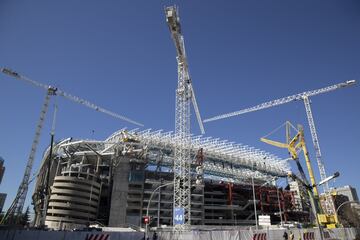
(108, 157, 130, 227)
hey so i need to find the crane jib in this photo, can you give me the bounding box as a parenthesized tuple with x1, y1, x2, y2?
(203, 80, 356, 123)
(2, 68, 21, 78)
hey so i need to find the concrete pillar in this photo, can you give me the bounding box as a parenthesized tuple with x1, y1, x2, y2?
(109, 157, 130, 226)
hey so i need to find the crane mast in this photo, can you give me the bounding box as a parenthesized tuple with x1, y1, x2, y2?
(302, 96, 334, 214)
(15, 88, 55, 214)
(166, 6, 192, 228)
(2, 87, 55, 222)
(165, 6, 206, 228)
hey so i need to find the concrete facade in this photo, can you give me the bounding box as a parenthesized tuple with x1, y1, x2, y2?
(45, 175, 101, 230)
(336, 185, 359, 202)
(108, 157, 130, 227)
(31, 131, 296, 230)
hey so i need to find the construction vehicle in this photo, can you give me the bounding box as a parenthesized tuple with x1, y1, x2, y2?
(261, 122, 339, 228)
(204, 80, 356, 217)
(0, 67, 144, 224)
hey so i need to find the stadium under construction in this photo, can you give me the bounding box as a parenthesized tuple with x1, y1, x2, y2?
(31, 128, 312, 230)
(0, 5, 358, 240)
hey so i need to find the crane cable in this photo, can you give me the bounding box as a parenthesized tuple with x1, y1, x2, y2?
(261, 121, 298, 140)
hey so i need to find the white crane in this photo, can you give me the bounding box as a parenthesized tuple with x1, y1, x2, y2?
(204, 80, 356, 214)
(0, 67, 144, 222)
(165, 5, 205, 229)
(1, 68, 144, 127)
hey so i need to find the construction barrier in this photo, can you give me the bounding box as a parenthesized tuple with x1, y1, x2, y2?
(303, 231, 315, 240)
(0, 230, 143, 240)
(252, 233, 267, 240)
(84, 233, 110, 240)
(0, 227, 359, 240)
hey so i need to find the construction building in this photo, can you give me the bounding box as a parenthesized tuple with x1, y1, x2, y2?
(335, 186, 359, 202)
(31, 129, 310, 230)
(0, 4, 354, 231)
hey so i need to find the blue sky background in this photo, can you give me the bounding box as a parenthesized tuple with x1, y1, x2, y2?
(0, 1, 359, 212)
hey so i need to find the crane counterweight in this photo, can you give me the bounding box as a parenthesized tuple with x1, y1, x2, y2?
(1, 68, 20, 78)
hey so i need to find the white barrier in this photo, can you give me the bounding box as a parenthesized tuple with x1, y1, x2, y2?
(0, 228, 359, 240)
(0, 230, 144, 240)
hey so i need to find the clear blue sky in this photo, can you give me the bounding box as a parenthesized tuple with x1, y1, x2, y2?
(0, 1, 359, 212)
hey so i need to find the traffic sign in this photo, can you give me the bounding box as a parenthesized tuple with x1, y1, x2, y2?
(143, 216, 150, 224)
(173, 207, 185, 225)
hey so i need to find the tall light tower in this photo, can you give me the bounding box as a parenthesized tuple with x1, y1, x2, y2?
(165, 6, 205, 229)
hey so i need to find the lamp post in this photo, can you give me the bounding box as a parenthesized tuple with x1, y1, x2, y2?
(275, 178, 284, 227)
(335, 200, 360, 225)
(258, 176, 284, 227)
(287, 171, 340, 240)
(336, 200, 359, 216)
(145, 181, 174, 240)
(250, 168, 277, 230)
(251, 163, 258, 230)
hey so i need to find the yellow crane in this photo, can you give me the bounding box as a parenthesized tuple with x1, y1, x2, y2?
(261, 122, 338, 228)
(261, 122, 319, 197)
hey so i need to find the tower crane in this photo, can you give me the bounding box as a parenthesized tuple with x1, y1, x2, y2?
(204, 80, 356, 215)
(165, 6, 205, 229)
(0, 67, 144, 223)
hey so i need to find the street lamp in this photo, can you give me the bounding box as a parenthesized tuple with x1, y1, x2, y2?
(318, 172, 339, 186)
(275, 178, 284, 227)
(251, 163, 258, 230)
(251, 168, 280, 230)
(145, 181, 174, 240)
(287, 171, 340, 240)
(335, 200, 360, 226)
(258, 176, 284, 227)
(336, 200, 359, 216)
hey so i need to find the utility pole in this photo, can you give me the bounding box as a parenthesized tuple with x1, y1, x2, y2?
(41, 104, 58, 226)
(251, 163, 258, 230)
